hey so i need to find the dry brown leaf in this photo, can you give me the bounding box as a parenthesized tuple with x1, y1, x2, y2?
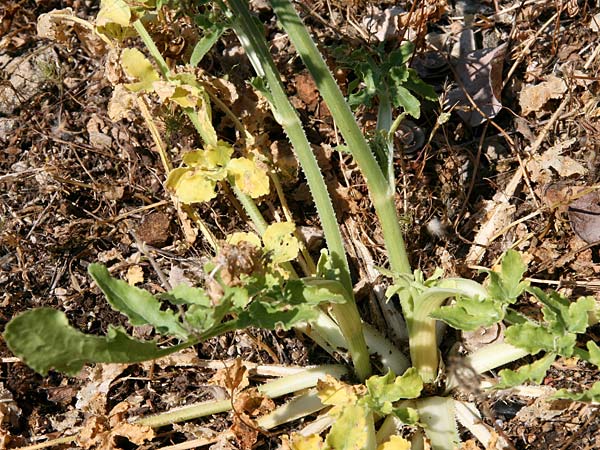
(210, 358, 250, 394)
(142, 347, 200, 371)
(125, 265, 144, 285)
(76, 364, 129, 415)
(519, 75, 567, 117)
(448, 44, 507, 126)
(526, 138, 587, 183)
(77, 402, 154, 450)
(294, 73, 319, 111)
(234, 388, 276, 418)
(230, 388, 274, 450)
(37, 9, 74, 43)
(107, 84, 136, 122)
(568, 189, 600, 243)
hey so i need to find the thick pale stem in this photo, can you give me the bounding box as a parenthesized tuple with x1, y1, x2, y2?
(270, 0, 411, 276)
(226, 0, 370, 380)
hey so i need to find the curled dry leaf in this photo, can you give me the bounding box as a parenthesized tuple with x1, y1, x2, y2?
(209, 358, 250, 394)
(525, 137, 587, 184)
(519, 75, 567, 116)
(76, 402, 154, 450)
(448, 44, 507, 127)
(37, 8, 74, 43)
(568, 189, 600, 244)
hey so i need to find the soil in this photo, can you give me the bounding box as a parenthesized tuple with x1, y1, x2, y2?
(1, 0, 600, 449)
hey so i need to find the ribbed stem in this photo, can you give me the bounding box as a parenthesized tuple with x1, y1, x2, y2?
(226, 0, 370, 380)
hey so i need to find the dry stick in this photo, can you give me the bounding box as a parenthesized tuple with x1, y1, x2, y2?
(502, 11, 558, 90)
(135, 96, 218, 250)
(453, 122, 488, 230)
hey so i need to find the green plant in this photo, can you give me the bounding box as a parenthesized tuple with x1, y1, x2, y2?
(5, 1, 600, 449)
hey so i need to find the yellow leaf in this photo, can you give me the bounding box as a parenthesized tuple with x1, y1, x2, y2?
(287, 433, 325, 450)
(197, 90, 217, 146)
(121, 48, 159, 92)
(377, 435, 411, 450)
(153, 81, 203, 109)
(183, 142, 233, 168)
(166, 167, 218, 204)
(316, 375, 364, 410)
(262, 222, 299, 265)
(227, 232, 262, 248)
(96, 0, 131, 27)
(227, 157, 270, 198)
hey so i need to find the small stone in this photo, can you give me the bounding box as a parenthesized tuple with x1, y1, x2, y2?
(137, 212, 172, 247)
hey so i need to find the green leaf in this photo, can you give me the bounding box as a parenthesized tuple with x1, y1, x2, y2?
(431, 296, 504, 331)
(4, 308, 178, 376)
(494, 352, 556, 389)
(403, 69, 437, 101)
(190, 26, 225, 67)
(533, 290, 596, 334)
(120, 48, 159, 92)
(505, 322, 576, 356)
(485, 250, 528, 304)
(389, 85, 420, 118)
(89, 264, 189, 339)
(365, 368, 423, 415)
(237, 301, 318, 331)
(162, 284, 210, 306)
(392, 407, 419, 425)
(284, 278, 350, 306)
(552, 381, 600, 402)
(586, 341, 600, 367)
(387, 42, 414, 67)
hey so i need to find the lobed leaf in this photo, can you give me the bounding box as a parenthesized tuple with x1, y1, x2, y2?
(263, 222, 299, 264)
(4, 308, 178, 376)
(505, 322, 576, 356)
(485, 249, 528, 303)
(89, 264, 189, 339)
(227, 157, 270, 198)
(165, 167, 221, 204)
(494, 352, 556, 389)
(237, 300, 318, 331)
(431, 296, 504, 331)
(365, 368, 423, 415)
(552, 381, 600, 403)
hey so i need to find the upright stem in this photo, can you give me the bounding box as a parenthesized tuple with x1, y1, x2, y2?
(270, 0, 411, 276)
(227, 0, 371, 379)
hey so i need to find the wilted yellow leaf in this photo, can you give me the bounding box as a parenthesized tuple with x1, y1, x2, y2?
(316, 375, 364, 409)
(227, 157, 270, 198)
(287, 433, 325, 450)
(262, 222, 299, 265)
(121, 48, 159, 92)
(153, 80, 203, 109)
(96, 0, 131, 27)
(183, 142, 233, 168)
(377, 435, 411, 450)
(227, 232, 262, 248)
(166, 167, 218, 204)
